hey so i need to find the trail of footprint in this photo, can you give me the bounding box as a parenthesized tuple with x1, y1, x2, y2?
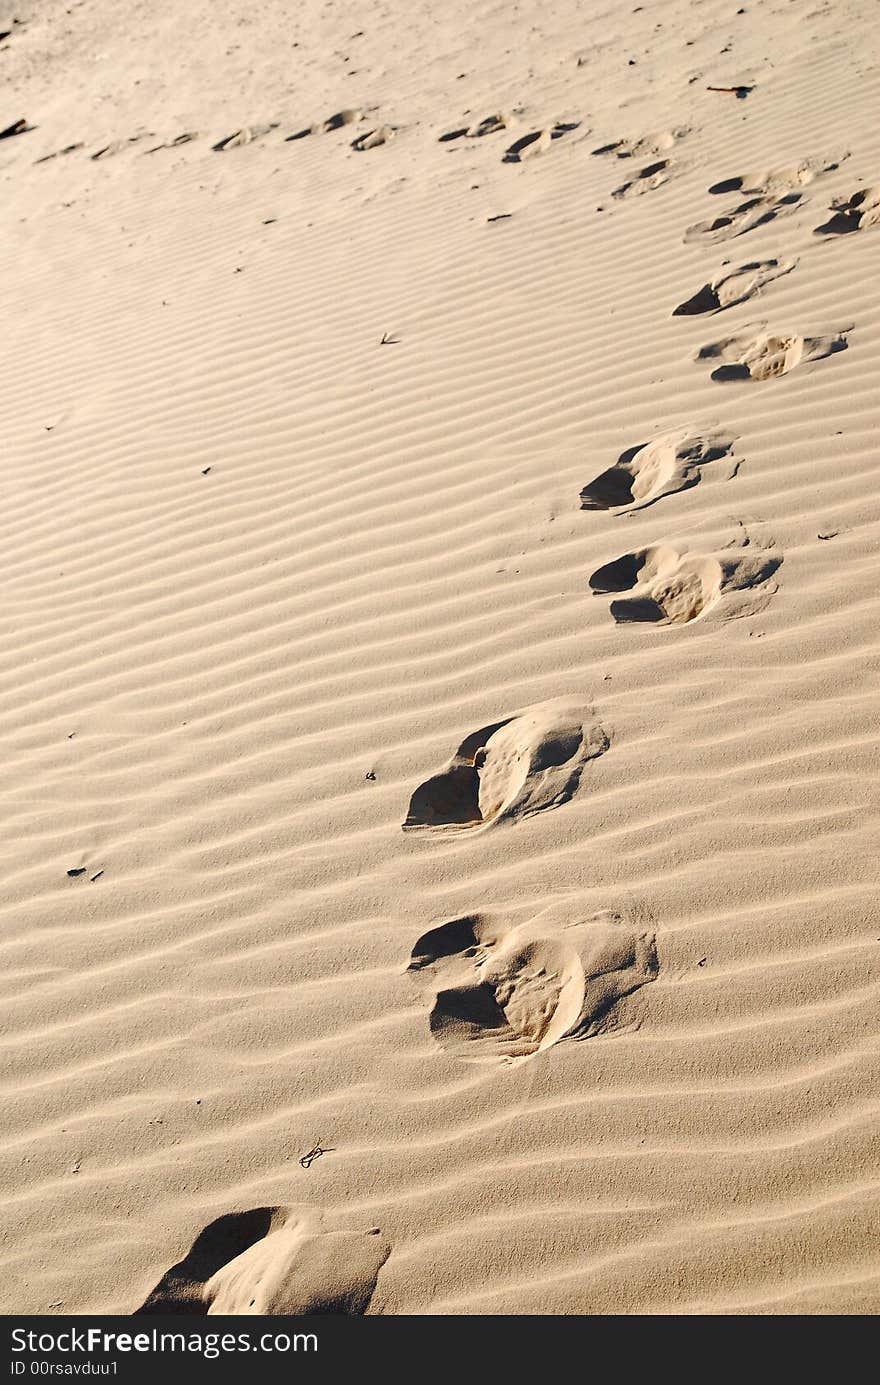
(814, 186, 880, 235)
(287, 109, 363, 141)
(502, 122, 579, 163)
(580, 428, 735, 512)
(673, 258, 796, 316)
(589, 531, 782, 625)
(91, 135, 150, 161)
(612, 158, 674, 200)
(402, 700, 608, 834)
(439, 113, 508, 142)
(34, 143, 83, 164)
(696, 325, 848, 381)
(407, 907, 657, 1061)
(135, 1208, 389, 1315)
(145, 132, 197, 154)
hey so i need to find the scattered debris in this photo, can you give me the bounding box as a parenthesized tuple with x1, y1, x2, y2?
(487, 212, 512, 222)
(90, 870, 104, 883)
(379, 331, 399, 345)
(365, 770, 376, 781)
(697, 957, 707, 967)
(66, 868, 86, 878)
(69, 1160, 81, 1175)
(817, 531, 838, 540)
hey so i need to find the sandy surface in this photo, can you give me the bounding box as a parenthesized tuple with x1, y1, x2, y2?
(1, 0, 878, 1315)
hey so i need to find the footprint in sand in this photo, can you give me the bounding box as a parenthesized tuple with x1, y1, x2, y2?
(502, 122, 579, 163)
(696, 325, 848, 381)
(439, 112, 509, 142)
(589, 531, 781, 625)
(212, 124, 278, 152)
(684, 191, 804, 243)
(580, 429, 735, 513)
(90, 135, 150, 160)
(287, 109, 363, 140)
(673, 258, 797, 316)
(136, 1208, 389, 1315)
(402, 700, 608, 834)
(814, 185, 880, 236)
(591, 127, 688, 160)
(144, 132, 198, 154)
(612, 158, 674, 199)
(351, 125, 395, 151)
(34, 142, 84, 164)
(407, 906, 657, 1061)
(707, 157, 843, 198)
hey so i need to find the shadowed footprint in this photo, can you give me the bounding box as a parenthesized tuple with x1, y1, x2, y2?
(212, 124, 278, 152)
(591, 127, 687, 160)
(590, 532, 782, 625)
(697, 325, 848, 381)
(580, 429, 734, 512)
(287, 109, 362, 140)
(407, 907, 658, 1061)
(673, 258, 796, 316)
(502, 122, 578, 163)
(352, 125, 394, 151)
(814, 186, 880, 235)
(612, 158, 673, 199)
(684, 192, 802, 243)
(135, 1208, 389, 1315)
(403, 700, 608, 834)
(707, 157, 842, 197)
(439, 113, 508, 142)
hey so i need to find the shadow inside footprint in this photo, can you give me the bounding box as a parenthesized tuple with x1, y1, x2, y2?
(136, 1208, 389, 1316)
(407, 908, 658, 1061)
(589, 551, 650, 593)
(403, 701, 608, 833)
(814, 187, 880, 236)
(581, 431, 733, 512)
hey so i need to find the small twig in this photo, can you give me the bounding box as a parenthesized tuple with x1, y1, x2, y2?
(379, 331, 399, 345)
(706, 85, 753, 98)
(300, 1138, 334, 1169)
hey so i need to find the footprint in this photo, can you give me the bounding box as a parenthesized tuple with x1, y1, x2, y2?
(90, 134, 150, 160)
(145, 132, 197, 154)
(612, 158, 673, 199)
(439, 113, 508, 142)
(287, 109, 362, 140)
(696, 325, 848, 381)
(591, 127, 687, 160)
(684, 191, 803, 243)
(212, 124, 278, 152)
(407, 906, 658, 1061)
(707, 157, 842, 197)
(351, 125, 395, 151)
(814, 186, 880, 235)
(34, 142, 84, 164)
(589, 532, 781, 625)
(672, 258, 796, 316)
(580, 429, 735, 512)
(135, 1208, 389, 1315)
(502, 122, 579, 163)
(402, 700, 608, 834)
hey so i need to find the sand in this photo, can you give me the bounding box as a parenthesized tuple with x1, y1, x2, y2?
(1, 0, 878, 1316)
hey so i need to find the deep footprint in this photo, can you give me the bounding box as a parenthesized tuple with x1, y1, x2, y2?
(684, 191, 802, 243)
(580, 429, 734, 512)
(589, 534, 782, 625)
(672, 258, 796, 316)
(439, 113, 508, 142)
(402, 700, 608, 834)
(502, 122, 578, 163)
(135, 1208, 389, 1315)
(612, 158, 673, 199)
(697, 326, 848, 381)
(814, 186, 880, 235)
(407, 907, 658, 1060)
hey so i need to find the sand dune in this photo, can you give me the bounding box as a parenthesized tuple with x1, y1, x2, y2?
(0, 0, 878, 1316)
